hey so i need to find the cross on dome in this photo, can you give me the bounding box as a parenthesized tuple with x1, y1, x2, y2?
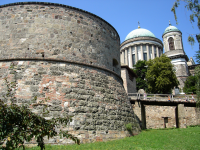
(138, 21, 140, 29)
(169, 20, 171, 26)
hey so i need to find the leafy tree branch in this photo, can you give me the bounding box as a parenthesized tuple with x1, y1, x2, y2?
(171, 0, 200, 46)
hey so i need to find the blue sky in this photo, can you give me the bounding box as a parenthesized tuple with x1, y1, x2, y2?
(0, 0, 199, 63)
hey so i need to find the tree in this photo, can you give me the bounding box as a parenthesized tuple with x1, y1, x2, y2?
(132, 60, 148, 91)
(172, 0, 200, 105)
(171, 0, 200, 47)
(183, 75, 197, 94)
(195, 66, 200, 106)
(146, 55, 179, 94)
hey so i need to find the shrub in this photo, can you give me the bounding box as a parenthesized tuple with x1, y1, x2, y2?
(125, 123, 133, 135)
(183, 75, 197, 94)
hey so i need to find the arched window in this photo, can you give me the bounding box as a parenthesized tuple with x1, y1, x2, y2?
(168, 37, 175, 50)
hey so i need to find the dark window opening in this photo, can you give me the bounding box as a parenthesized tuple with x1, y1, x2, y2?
(113, 58, 118, 72)
(168, 37, 175, 50)
(41, 52, 44, 58)
(132, 54, 135, 65)
(143, 53, 147, 61)
(129, 72, 133, 82)
(113, 58, 118, 67)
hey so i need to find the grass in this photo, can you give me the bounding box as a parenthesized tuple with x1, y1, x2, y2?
(20, 126, 200, 150)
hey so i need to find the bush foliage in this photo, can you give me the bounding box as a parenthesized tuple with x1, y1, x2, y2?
(132, 60, 148, 91)
(146, 55, 179, 94)
(183, 75, 197, 94)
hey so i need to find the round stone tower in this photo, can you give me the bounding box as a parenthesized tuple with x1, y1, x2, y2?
(0, 2, 140, 144)
(162, 22, 189, 89)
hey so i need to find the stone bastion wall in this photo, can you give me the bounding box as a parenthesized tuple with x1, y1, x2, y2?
(0, 2, 140, 144)
(0, 2, 121, 75)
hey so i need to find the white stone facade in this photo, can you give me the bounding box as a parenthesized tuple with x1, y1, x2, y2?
(120, 37, 163, 69)
(162, 27, 189, 89)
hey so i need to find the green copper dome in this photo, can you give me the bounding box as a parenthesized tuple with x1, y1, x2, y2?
(163, 25, 180, 35)
(125, 28, 156, 41)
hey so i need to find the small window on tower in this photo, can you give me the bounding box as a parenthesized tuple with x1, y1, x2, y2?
(113, 58, 118, 66)
(113, 58, 119, 72)
(168, 37, 175, 50)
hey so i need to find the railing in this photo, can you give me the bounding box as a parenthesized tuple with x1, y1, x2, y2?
(128, 93, 197, 102)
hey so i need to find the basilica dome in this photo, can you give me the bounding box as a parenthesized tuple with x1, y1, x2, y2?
(121, 27, 163, 69)
(163, 25, 180, 35)
(125, 28, 156, 41)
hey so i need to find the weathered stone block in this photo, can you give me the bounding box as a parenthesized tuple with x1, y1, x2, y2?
(30, 86, 39, 92)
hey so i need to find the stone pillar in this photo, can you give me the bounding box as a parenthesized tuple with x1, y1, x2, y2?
(135, 46, 138, 64)
(156, 46, 159, 57)
(141, 103, 146, 129)
(152, 45, 155, 59)
(177, 104, 186, 128)
(121, 50, 125, 64)
(129, 47, 133, 68)
(195, 107, 200, 125)
(125, 49, 128, 65)
(141, 45, 144, 60)
(147, 44, 149, 61)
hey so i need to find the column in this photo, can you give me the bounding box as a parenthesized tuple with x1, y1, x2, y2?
(135, 46, 138, 64)
(152, 45, 155, 59)
(176, 104, 186, 128)
(141, 45, 144, 60)
(156, 46, 159, 57)
(120, 51, 122, 64)
(121, 50, 125, 64)
(147, 44, 150, 61)
(125, 49, 128, 65)
(129, 47, 133, 68)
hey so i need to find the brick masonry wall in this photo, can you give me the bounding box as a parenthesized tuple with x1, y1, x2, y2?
(145, 106, 176, 129)
(132, 103, 200, 129)
(0, 2, 141, 144)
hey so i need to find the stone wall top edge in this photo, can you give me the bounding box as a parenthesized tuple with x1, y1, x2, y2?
(0, 1, 120, 42)
(0, 57, 123, 82)
(120, 37, 163, 48)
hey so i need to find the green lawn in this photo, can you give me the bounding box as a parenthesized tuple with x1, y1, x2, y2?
(21, 126, 200, 150)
